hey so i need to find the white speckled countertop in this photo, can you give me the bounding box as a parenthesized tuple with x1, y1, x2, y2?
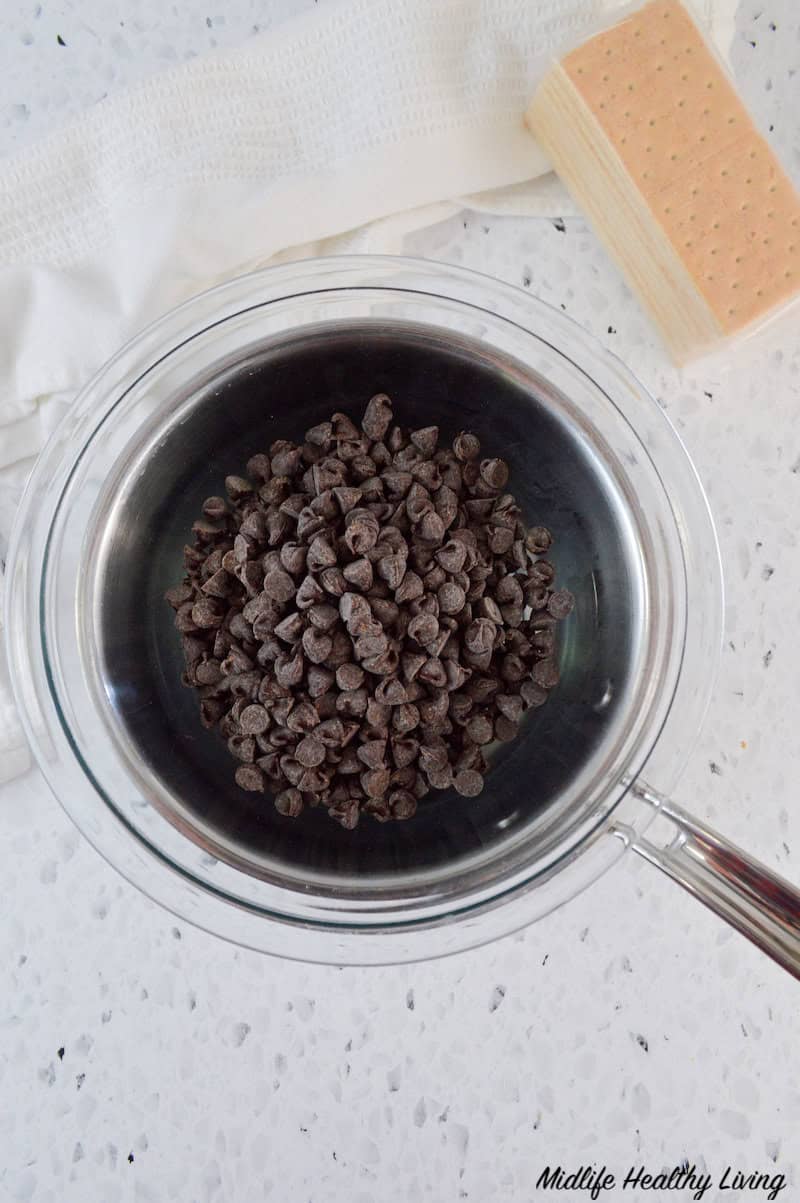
(1, 3, 799, 1201)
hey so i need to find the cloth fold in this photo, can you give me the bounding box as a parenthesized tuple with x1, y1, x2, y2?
(0, 0, 735, 784)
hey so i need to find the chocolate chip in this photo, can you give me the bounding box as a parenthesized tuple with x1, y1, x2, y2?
(269, 728, 297, 751)
(399, 651, 426, 682)
(329, 412, 359, 442)
(426, 765, 454, 790)
(272, 611, 302, 643)
(461, 464, 482, 497)
(202, 496, 229, 521)
(407, 613, 439, 646)
(526, 583, 550, 611)
(500, 654, 527, 683)
(235, 764, 266, 792)
(246, 454, 272, 481)
(344, 509, 380, 555)
(435, 539, 467, 574)
(263, 569, 296, 603)
(418, 657, 447, 688)
(303, 719, 337, 749)
(301, 628, 333, 664)
(315, 567, 343, 597)
(357, 741, 387, 770)
(305, 421, 332, 447)
(389, 790, 417, 819)
(488, 526, 514, 555)
(299, 767, 330, 793)
(239, 561, 265, 597)
(343, 557, 373, 591)
(454, 769, 484, 797)
(361, 700, 388, 730)
(307, 603, 338, 632)
(496, 694, 523, 723)
(526, 526, 553, 554)
(362, 767, 391, 798)
(353, 631, 389, 661)
(327, 629, 353, 665)
(294, 735, 325, 768)
(200, 569, 232, 601)
(361, 649, 400, 678)
(225, 475, 253, 501)
(475, 596, 500, 625)
(284, 703, 318, 734)
(194, 658, 223, 686)
(302, 665, 332, 698)
(338, 591, 369, 628)
(434, 485, 459, 529)
(362, 393, 394, 441)
(500, 604, 524, 628)
(375, 553, 406, 591)
(387, 736, 416, 768)
(418, 691, 449, 726)
(494, 715, 518, 742)
(479, 458, 509, 490)
(296, 507, 325, 542)
(410, 467, 438, 500)
(370, 597, 399, 627)
(395, 570, 424, 603)
(465, 714, 494, 744)
(336, 688, 368, 718)
(437, 582, 466, 615)
(517, 680, 545, 708)
(335, 663, 364, 691)
(531, 658, 560, 689)
(191, 598, 224, 629)
(548, 589, 574, 619)
(280, 541, 307, 576)
(381, 470, 413, 500)
(422, 565, 446, 592)
(329, 486, 361, 517)
(444, 661, 471, 691)
(306, 535, 337, 573)
(274, 650, 304, 687)
(240, 510, 267, 542)
(528, 559, 555, 587)
(417, 510, 445, 543)
(405, 485, 431, 526)
(392, 703, 420, 734)
(453, 432, 480, 461)
(165, 583, 194, 610)
(374, 678, 407, 706)
(330, 799, 360, 828)
(410, 426, 439, 457)
(228, 734, 256, 763)
(464, 618, 495, 656)
(239, 704, 270, 735)
(495, 575, 523, 606)
(275, 787, 304, 817)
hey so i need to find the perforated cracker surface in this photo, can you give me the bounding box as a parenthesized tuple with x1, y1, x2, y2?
(562, 0, 800, 333)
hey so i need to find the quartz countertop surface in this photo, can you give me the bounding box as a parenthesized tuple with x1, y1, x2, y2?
(1, 2, 799, 1200)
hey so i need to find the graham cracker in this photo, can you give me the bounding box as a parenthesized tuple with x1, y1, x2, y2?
(526, 0, 800, 361)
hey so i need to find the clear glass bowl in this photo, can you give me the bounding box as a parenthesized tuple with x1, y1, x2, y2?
(5, 256, 723, 963)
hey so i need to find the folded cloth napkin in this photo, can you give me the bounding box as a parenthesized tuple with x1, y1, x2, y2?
(0, 0, 735, 783)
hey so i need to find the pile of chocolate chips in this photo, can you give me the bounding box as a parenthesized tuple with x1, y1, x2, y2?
(166, 395, 573, 828)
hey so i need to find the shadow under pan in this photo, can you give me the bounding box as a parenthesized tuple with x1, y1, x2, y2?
(97, 321, 639, 882)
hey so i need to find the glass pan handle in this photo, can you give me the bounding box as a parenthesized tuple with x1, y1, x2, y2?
(623, 784, 800, 981)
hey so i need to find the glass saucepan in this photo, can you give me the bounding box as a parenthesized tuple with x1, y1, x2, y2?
(6, 256, 800, 970)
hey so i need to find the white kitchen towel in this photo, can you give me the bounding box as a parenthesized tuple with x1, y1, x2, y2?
(0, 0, 735, 782)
